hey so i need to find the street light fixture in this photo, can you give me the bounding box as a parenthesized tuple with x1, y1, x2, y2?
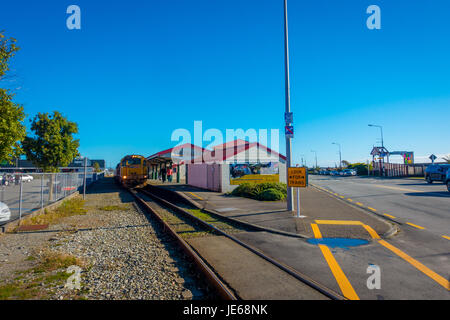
(368, 124, 384, 148)
(310, 150, 318, 169)
(332, 143, 342, 170)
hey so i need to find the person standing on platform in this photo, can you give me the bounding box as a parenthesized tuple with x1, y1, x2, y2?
(161, 167, 167, 183)
(167, 166, 173, 183)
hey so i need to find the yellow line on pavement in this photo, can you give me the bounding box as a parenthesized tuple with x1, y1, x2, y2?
(310, 224, 359, 300)
(339, 195, 345, 199)
(406, 222, 425, 230)
(188, 192, 204, 200)
(362, 225, 380, 239)
(368, 207, 377, 212)
(356, 202, 364, 206)
(378, 240, 450, 290)
(371, 184, 421, 193)
(315, 220, 363, 225)
(311, 223, 322, 238)
(347, 198, 353, 202)
(318, 245, 360, 300)
(442, 236, 450, 241)
(383, 214, 396, 219)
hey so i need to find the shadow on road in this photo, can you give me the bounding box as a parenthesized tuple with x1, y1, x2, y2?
(404, 191, 450, 198)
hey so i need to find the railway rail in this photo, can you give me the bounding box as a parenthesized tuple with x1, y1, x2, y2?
(126, 184, 346, 301)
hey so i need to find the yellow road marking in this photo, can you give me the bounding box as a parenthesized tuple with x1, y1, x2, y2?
(188, 192, 204, 200)
(371, 184, 421, 193)
(347, 198, 353, 202)
(339, 195, 345, 199)
(406, 222, 425, 230)
(311, 223, 322, 238)
(362, 225, 380, 239)
(356, 202, 364, 206)
(310, 224, 359, 300)
(383, 213, 396, 219)
(317, 244, 360, 300)
(442, 236, 450, 241)
(315, 220, 363, 225)
(378, 240, 450, 290)
(368, 207, 377, 212)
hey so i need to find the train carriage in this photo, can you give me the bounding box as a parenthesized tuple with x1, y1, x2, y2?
(116, 155, 148, 187)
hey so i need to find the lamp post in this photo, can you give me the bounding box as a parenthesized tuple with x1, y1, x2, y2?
(283, 0, 294, 211)
(332, 143, 342, 170)
(311, 150, 318, 169)
(368, 124, 384, 148)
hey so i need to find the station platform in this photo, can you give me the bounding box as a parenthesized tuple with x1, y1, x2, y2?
(146, 181, 395, 240)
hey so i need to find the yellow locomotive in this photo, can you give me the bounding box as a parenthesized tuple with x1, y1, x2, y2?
(115, 155, 148, 187)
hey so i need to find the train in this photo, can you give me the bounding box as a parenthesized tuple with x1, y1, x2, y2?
(115, 155, 148, 187)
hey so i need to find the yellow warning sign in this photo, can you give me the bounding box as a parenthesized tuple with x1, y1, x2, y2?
(288, 167, 307, 187)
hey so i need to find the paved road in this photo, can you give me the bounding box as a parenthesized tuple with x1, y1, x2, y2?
(309, 175, 450, 237)
(157, 181, 450, 299)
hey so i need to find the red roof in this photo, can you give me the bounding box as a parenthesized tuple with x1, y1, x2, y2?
(147, 143, 209, 159)
(188, 140, 286, 163)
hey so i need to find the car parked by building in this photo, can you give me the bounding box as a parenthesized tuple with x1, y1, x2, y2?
(424, 164, 450, 184)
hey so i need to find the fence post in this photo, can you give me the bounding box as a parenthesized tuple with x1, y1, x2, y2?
(18, 175, 23, 224)
(83, 158, 87, 200)
(41, 173, 44, 211)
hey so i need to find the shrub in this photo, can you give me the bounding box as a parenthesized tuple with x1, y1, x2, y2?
(257, 188, 285, 201)
(231, 182, 287, 201)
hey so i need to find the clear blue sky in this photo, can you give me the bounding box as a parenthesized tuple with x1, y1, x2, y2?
(2, 0, 449, 168)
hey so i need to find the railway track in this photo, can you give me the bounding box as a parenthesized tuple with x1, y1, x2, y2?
(127, 185, 346, 300)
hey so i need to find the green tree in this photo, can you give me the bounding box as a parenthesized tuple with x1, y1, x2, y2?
(22, 111, 80, 172)
(0, 31, 26, 163)
(93, 162, 101, 172)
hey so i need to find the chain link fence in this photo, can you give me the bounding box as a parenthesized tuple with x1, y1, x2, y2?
(0, 171, 105, 225)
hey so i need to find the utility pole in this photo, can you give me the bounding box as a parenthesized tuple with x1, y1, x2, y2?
(368, 124, 384, 148)
(283, 0, 294, 211)
(311, 150, 318, 169)
(332, 142, 342, 170)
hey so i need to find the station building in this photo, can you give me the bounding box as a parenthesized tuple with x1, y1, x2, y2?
(147, 140, 287, 193)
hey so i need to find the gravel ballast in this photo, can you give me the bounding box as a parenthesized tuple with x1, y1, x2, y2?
(0, 178, 209, 300)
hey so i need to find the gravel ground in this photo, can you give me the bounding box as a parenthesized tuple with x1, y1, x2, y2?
(0, 178, 210, 300)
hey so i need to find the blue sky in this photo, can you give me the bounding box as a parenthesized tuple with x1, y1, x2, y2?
(1, 0, 449, 168)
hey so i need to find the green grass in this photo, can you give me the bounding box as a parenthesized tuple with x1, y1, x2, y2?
(0, 251, 87, 300)
(22, 197, 87, 226)
(97, 205, 129, 211)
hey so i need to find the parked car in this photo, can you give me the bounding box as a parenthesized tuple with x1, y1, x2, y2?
(341, 169, 354, 176)
(330, 171, 340, 176)
(446, 170, 450, 193)
(0, 202, 11, 223)
(424, 164, 450, 184)
(21, 174, 34, 183)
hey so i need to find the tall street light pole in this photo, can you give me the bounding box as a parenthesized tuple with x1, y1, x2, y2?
(368, 124, 384, 148)
(332, 143, 342, 169)
(311, 150, 317, 169)
(283, 0, 294, 211)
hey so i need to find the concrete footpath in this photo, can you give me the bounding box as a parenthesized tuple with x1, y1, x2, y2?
(149, 181, 396, 240)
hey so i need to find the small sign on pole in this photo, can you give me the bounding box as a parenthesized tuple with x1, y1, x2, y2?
(429, 154, 437, 164)
(285, 126, 294, 139)
(285, 112, 293, 124)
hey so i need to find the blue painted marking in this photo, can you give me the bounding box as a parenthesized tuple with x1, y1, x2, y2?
(307, 238, 370, 250)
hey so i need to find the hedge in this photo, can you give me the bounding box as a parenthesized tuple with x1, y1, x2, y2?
(231, 182, 287, 201)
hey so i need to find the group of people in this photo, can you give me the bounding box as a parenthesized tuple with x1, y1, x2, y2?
(159, 166, 173, 183)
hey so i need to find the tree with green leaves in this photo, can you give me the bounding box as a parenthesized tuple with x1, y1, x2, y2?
(22, 111, 80, 172)
(0, 31, 26, 164)
(93, 161, 101, 172)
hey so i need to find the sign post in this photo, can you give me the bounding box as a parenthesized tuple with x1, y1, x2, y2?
(288, 167, 308, 218)
(429, 154, 437, 164)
